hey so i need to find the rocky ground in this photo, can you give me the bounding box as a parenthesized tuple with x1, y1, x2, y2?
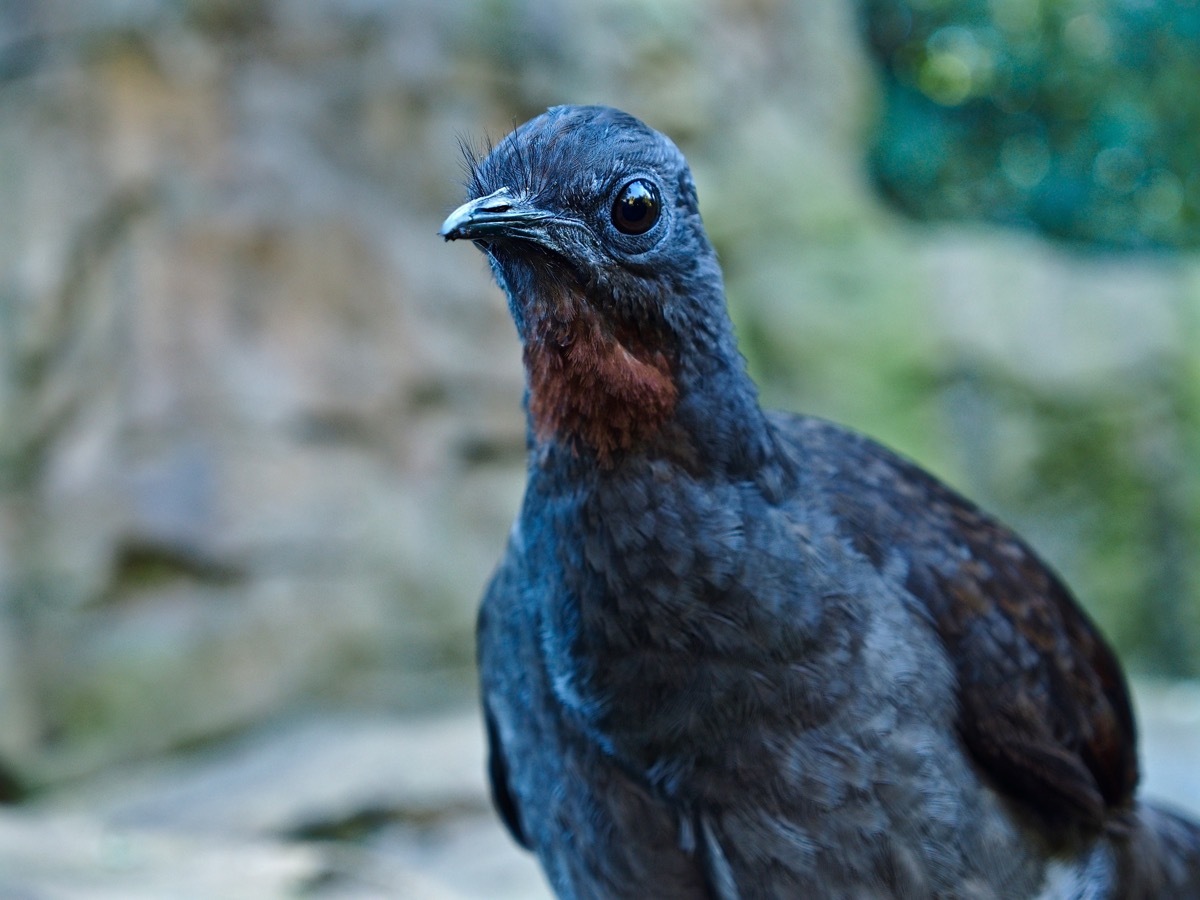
(1, 681, 1198, 899)
(0, 708, 550, 899)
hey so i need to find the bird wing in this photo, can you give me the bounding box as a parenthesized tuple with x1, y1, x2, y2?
(483, 698, 530, 849)
(777, 413, 1139, 828)
(477, 559, 533, 850)
(477, 544, 717, 892)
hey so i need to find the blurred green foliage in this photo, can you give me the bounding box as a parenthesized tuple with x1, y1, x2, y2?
(863, 0, 1200, 248)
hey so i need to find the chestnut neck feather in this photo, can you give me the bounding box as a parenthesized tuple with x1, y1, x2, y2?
(524, 287, 677, 467)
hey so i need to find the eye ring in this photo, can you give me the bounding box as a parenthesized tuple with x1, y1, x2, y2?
(611, 179, 662, 236)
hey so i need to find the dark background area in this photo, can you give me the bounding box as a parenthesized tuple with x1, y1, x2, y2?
(0, 0, 1196, 895)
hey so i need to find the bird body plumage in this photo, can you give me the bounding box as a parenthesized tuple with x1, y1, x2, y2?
(442, 105, 1200, 898)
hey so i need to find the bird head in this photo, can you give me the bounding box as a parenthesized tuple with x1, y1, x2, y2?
(441, 106, 747, 468)
(441, 105, 715, 337)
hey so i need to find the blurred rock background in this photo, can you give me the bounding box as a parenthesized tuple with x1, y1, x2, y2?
(0, 0, 1197, 895)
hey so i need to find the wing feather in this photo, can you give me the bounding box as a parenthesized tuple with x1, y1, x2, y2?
(781, 414, 1138, 828)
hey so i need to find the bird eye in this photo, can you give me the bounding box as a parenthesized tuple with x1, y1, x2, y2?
(611, 179, 661, 235)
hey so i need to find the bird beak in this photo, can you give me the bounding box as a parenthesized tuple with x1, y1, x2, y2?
(439, 187, 556, 243)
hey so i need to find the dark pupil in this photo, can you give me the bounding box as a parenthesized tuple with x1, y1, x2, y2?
(612, 180, 660, 235)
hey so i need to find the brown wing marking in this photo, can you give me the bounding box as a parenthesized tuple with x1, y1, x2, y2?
(814, 420, 1139, 829)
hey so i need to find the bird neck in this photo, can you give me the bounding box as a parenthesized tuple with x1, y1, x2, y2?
(523, 300, 679, 468)
(521, 288, 771, 476)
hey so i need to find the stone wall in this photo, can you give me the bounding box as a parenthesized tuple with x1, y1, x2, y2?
(1, 0, 1197, 793)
